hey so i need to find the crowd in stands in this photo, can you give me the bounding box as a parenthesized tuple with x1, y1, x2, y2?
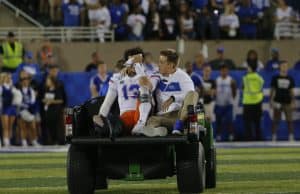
(8, 0, 300, 41)
(0, 30, 299, 147)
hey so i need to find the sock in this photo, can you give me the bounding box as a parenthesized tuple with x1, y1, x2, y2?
(32, 139, 38, 145)
(138, 86, 151, 125)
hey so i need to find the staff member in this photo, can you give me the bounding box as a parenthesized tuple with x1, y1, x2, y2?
(242, 62, 264, 141)
(90, 61, 111, 98)
(270, 61, 295, 142)
(0, 32, 24, 73)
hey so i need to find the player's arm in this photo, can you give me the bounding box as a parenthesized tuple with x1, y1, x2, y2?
(98, 80, 118, 117)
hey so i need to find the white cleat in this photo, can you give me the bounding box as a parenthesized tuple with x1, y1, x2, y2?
(141, 126, 168, 137)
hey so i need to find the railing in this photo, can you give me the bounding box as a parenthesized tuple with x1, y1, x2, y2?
(0, 27, 115, 42)
(274, 22, 300, 40)
(0, 0, 44, 28)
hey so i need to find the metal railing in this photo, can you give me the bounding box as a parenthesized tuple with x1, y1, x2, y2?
(0, 0, 44, 28)
(274, 22, 300, 40)
(0, 27, 115, 42)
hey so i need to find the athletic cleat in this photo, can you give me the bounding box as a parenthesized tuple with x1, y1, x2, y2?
(289, 134, 295, 142)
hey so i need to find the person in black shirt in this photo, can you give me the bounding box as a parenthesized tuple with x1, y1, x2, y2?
(85, 51, 101, 72)
(43, 76, 65, 145)
(200, 65, 216, 121)
(270, 61, 295, 141)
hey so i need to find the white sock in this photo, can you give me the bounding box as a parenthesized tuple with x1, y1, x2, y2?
(138, 87, 152, 125)
(138, 102, 151, 125)
(4, 138, 10, 146)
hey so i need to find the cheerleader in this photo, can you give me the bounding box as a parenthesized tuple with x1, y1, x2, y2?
(18, 70, 39, 146)
(0, 73, 21, 147)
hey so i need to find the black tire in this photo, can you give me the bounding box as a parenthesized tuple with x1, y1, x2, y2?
(176, 143, 206, 194)
(206, 147, 217, 189)
(67, 145, 95, 194)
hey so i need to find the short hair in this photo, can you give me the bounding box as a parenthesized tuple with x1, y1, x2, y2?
(160, 49, 179, 66)
(115, 59, 125, 70)
(124, 47, 144, 60)
(91, 51, 99, 58)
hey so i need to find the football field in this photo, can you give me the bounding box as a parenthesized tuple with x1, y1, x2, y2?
(0, 147, 300, 194)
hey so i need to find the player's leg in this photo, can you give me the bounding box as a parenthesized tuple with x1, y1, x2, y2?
(283, 104, 294, 141)
(225, 105, 234, 141)
(254, 103, 262, 141)
(271, 107, 281, 141)
(1, 115, 10, 146)
(173, 91, 199, 134)
(132, 77, 152, 133)
(30, 121, 39, 146)
(19, 119, 27, 147)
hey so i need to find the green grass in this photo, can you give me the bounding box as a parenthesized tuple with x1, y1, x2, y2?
(0, 148, 300, 194)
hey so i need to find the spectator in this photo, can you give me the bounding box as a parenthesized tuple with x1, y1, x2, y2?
(61, 0, 84, 27)
(0, 73, 22, 147)
(195, 4, 219, 40)
(274, 0, 295, 39)
(265, 48, 281, 71)
(251, 0, 270, 39)
(96, 1, 111, 42)
(48, 0, 62, 25)
(209, 47, 236, 70)
(219, 4, 240, 39)
(242, 61, 264, 141)
(192, 51, 207, 71)
(237, 0, 259, 39)
(179, 1, 195, 40)
(144, 0, 160, 40)
(184, 61, 193, 76)
(16, 51, 41, 82)
(37, 38, 53, 69)
(200, 65, 216, 121)
(270, 61, 295, 142)
(160, 7, 177, 40)
(86, 0, 102, 26)
(109, 0, 128, 41)
(18, 70, 39, 147)
(90, 61, 111, 98)
(0, 32, 24, 73)
(85, 51, 101, 72)
(215, 64, 237, 141)
(43, 76, 65, 145)
(240, 49, 264, 71)
(127, 6, 146, 41)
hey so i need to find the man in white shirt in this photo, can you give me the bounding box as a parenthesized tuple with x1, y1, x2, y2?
(136, 49, 198, 135)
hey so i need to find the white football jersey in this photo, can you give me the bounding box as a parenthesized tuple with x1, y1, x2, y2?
(109, 74, 140, 114)
(216, 76, 233, 106)
(150, 68, 195, 114)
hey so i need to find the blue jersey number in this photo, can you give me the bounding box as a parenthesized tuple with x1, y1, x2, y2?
(122, 84, 139, 100)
